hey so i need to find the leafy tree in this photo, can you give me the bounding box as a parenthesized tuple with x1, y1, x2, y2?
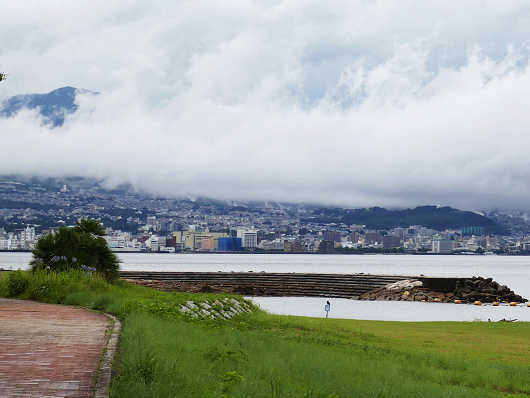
(0, 72, 6, 82)
(31, 219, 119, 280)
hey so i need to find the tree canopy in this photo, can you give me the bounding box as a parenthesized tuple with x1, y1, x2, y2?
(31, 219, 119, 280)
(0, 72, 6, 82)
(74, 218, 106, 236)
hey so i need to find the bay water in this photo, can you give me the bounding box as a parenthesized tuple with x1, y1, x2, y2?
(1, 252, 528, 321)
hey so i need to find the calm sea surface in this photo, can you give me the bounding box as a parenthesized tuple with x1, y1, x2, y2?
(2, 252, 528, 321)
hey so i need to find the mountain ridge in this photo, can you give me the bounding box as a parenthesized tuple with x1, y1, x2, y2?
(0, 174, 508, 234)
(0, 86, 96, 127)
(304, 205, 506, 234)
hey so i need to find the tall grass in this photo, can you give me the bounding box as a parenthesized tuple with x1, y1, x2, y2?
(2, 269, 110, 303)
(111, 313, 528, 398)
(0, 270, 249, 319)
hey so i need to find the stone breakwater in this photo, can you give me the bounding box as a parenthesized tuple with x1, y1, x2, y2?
(121, 272, 527, 304)
(121, 271, 410, 298)
(360, 277, 527, 304)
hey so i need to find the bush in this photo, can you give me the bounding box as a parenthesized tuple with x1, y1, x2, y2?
(7, 271, 29, 296)
(30, 219, 119, 280)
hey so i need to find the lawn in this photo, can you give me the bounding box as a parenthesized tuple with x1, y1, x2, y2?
(1, 270, 528, 397)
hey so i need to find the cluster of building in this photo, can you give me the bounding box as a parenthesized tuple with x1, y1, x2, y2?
(4, 218, 530, 255)
(3, 178, 530, 255)
(4, 217, 530, 255)
(97, 220, 530, 254)
(104, 227, 258, 253)
(0, 226, 36, 250)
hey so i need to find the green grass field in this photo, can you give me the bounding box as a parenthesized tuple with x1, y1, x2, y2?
(1, 270, 528, 397)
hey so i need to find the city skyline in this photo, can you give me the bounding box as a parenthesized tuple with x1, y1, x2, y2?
(1, 175, 530, 255)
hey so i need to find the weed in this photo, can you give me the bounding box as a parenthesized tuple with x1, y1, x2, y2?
(92, 294, 114, 310)
(6, 271, 29, 296)
(134, 349, 157, 385)
(221, 370, 243, 394)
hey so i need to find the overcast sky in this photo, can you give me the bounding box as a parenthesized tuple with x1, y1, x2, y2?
(2, 1, 530, 210)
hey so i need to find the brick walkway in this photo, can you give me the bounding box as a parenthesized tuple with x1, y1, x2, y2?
(0, 298, 111, 397)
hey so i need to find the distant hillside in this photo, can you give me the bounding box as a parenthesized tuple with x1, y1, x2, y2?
(0, 174, 510, 234)
(0, 86, 95, 127)
(304, 206, 505, 234)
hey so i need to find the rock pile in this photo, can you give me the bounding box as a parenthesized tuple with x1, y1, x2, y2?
(453, 277, 527, 303)
(359, 277, 528, 304)
(359, 279, 452, 302)
(179, 298, 254, 320)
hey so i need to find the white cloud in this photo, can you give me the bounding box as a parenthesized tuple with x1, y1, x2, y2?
(2, 1, 530, 209)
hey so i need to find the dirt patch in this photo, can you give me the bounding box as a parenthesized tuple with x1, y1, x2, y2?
(126, 279, 271, 295)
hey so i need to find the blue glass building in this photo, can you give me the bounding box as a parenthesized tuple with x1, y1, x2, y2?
(218, 237, 242, 251)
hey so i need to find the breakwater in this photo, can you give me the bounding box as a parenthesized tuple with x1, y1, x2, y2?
(120, 271, 466, 299)
(120, 271, 528, 303)
(121, 271, 409, 297)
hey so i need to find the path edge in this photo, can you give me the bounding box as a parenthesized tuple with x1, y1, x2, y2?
(94, 313, 121, 398)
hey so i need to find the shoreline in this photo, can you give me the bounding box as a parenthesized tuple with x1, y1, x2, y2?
(2, 249, 530, 256)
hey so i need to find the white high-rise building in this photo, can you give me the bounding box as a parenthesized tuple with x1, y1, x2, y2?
(20, 226, 36, 243)
(149, 235, 160, 252)
(237, 229, 257, 249)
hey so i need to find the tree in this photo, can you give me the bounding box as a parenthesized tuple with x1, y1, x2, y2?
(0, 72, 6, 82)
(74, 218, 106, 236)
(31, 219, 119, 280)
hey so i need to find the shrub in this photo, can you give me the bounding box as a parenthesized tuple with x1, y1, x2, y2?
(7, 271, 29, 296)
(30, 219, 119, 280)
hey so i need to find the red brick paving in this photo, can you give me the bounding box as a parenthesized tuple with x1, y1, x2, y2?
(0, 298, 111, 397)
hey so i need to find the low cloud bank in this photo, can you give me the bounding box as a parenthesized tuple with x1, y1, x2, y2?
(1, 1, 530, 209)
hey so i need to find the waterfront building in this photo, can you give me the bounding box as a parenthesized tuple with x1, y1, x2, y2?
(218, 237, 242, 251)
(200, 238, 215, 251)
(20, 226, 35, 243)
(323, 231, 342, 243)
(258, 239, 284, 251)
(149, 235, 160, 252)
(351, 231, 361, 244)
(284, 240, 304, 252)
(237, 229, 258, 249)
(461, 226, 484, 236)
(318, 240, 334, 253)
(174, 230, 228, 250)
(432, 238, 454, 254)
(364, 231, 383, 245)
(382, 235, 401, 249)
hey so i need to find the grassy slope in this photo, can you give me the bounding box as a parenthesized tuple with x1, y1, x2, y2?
(0, 271, 528, 397)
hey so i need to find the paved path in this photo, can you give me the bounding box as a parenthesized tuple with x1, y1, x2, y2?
(0, 298, 111, 397)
